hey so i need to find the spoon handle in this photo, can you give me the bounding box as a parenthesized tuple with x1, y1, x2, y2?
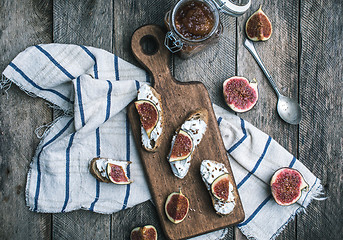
(243, 38, 281, 96)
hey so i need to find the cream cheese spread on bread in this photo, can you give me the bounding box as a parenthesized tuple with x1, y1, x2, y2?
(137, 84, 163, 150)
(169, 117, 207, 179)
(200, 160, 235, 215)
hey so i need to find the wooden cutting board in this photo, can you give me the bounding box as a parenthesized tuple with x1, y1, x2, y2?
(127, 25, 244, 240)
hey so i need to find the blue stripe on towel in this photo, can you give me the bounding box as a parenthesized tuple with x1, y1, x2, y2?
(35, 45, 75, 79)
(122, 115, 131, 210)
(61, 132, 76, 212)
(105, 80, 112, 122)
(96, 128, 101, 157)
(289, 156, 296, 168)
(89, 128, 101, 211)
(9, 62, 73, 103)
(237, 155, 301, 227)
(217, 117, 223, 126)
(33, 118, 74, 211)
(80, 45, 98, 79)
(237, 136, 272, 189)
(114, 55, 119, 81)
(227, 118, 247, 153)
(76, 77, 86, 127)
(238, 195, 273, 227)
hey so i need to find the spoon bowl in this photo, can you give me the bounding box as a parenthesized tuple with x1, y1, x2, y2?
(277, 95, 302, 125)
(244, 38, 302, 125)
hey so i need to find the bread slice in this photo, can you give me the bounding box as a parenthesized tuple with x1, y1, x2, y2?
(89, 157, 111, 183)
(168, 108, 208, 179)
(136, 85, 164, 152)
(200, 160, 235, 215)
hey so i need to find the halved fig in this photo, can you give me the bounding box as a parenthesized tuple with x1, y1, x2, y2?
(165, 190, 189, 224)
(135, 100, 159, 138)
(211, 173, 230, 202)
(107, 162, 132, 184)
(130, 225, 157, 240)
(169, 130, 193, 162)
(223, 76, 258, 113)
(246, 5, 272, 41)
(270, 167, 309, 206)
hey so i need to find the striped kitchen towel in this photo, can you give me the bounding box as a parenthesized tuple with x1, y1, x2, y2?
(2, 44, 323, 240)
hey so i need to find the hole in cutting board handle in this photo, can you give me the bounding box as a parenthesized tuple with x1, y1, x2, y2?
(140, 35, 159, 56)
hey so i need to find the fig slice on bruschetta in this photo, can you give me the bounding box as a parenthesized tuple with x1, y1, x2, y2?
(135, 84, 164, 152)
(200, 160, 235, 215)
(89, 157, 132, 184)
(167, 108, 208, 179)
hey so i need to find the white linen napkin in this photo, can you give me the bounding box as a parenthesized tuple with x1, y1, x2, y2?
(2, 44, 323, 240)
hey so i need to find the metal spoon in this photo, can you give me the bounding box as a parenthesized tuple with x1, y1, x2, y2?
(244, 38, 302, 125)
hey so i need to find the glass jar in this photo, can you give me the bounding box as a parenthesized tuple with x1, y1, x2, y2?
(164, 0, 251, 59)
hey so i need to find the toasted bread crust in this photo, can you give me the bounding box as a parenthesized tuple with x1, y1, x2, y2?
(186, 108, 208, 125)
(89, 158, 111, 183)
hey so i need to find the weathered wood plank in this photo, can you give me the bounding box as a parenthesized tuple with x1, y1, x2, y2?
(53, 0, 113, 53)
(113, 0, 173, 64)
(52, 0, 113, 239)
(297, 0, 343, 239)
(0, 0, 53, 239)
(112, 200, 168, 240)
(236, 0, 299, 239)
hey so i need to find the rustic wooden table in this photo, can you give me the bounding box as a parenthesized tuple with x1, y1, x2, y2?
(0, 0, 342, 239)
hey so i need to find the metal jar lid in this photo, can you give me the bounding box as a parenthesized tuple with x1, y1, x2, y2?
(212, 0, 251, 17)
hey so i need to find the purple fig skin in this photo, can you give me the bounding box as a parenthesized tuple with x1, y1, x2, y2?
(165, 191, 189, 224)
(130, 225, 157, 240)
(246, 6, 272, 41)
(270, 168, 309, 206)
(223, 76, 258, 113)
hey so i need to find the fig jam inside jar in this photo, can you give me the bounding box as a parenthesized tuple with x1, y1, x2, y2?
(165, 0, 222, 59)
(175, 1, 215, 40)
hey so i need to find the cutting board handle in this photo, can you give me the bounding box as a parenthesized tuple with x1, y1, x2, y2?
(131, 25, 174, 89)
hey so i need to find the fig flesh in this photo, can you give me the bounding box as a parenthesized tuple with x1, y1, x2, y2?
(211, 173, 231, 202)
(107, 162, 132, 184)
(130, 225, 157, 240)
(165, 190, 189, 224)
(135, 100, 159, 138)
(223, 76, 258, 113)
(169, 130, 193, 162)
(270, 168, 309, 206)
(246, 6, 272, 41)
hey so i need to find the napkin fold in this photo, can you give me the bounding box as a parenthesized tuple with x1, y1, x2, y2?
(2, 44, 323, 240)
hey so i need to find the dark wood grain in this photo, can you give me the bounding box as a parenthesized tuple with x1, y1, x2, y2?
(112, 200, 168, 240)
(236, 1, 300, 239)
(0, 0, 53, 239)
(52, 0, 113, 239)
(128, 25, 244, 240)
(297, 0, 343, 239)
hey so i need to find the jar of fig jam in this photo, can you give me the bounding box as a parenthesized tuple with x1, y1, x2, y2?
(164, 0, 251, 58)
